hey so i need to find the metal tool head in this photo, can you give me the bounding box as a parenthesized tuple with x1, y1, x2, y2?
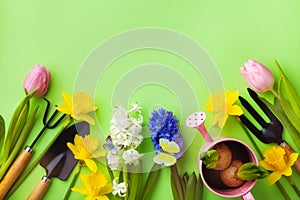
(40, 121, 90, 180)
(46, 152, 66, 179)
(186, 111, 206, 128)
(239, 88, 283, 144)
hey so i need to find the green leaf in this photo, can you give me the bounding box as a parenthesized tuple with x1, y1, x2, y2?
(181, 172, 189, 195)
(237, 162, 268, 180)
(1, 92, 34, 163)
(171, 175, 180, 200)
(279, 78, 300, 134)
(275, 60, 300, 118)
(260, 97, 300, 151)
(0, 115, 5, 153)
(0, 107, 38, 180)
(200, 150, 219, 169)
(184, 172, 196, 200)
(128, 162, 143, 200)
(195, 173, 203, 200)
(140, 163, 161, 200)
(170, 164, 184, 200)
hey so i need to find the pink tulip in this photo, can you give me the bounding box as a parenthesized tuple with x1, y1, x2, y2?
(23, 64, 51, 97)
(240, 60, 274, 93)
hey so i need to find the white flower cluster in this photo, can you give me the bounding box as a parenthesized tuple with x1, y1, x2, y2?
(110, 103, 143, 148)
(112, 177, 127, 197)
(107, 103, 144, 170)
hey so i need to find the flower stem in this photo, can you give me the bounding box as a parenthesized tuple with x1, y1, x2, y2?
(123, 166, 129, 200)
(63, 162, 82, 200)
(285, 176, 300, 198)
(270, 88, 281, 101)
(170, 164, 184, 200)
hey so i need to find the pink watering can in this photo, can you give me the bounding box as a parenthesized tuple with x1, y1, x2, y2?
(186, 111, 258, 200)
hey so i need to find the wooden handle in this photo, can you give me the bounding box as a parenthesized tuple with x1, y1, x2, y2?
(27, 177, 50, 200)
(0, 146, 32, 199)
(281, 142, 300, 174)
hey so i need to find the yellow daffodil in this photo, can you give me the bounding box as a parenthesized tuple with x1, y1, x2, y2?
(67, 134, 106, 172)
(72, 172, 113, 200)
(260, 146, 298, 185)
(56, 91, 97, 124)
(205, 90, 243, 128)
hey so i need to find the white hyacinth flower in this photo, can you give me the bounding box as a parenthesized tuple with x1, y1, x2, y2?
(122, 148, 143, 166)
(106, 151, 120, 170)
(109, 103, 143, 149)
(112, 177, 127, 197)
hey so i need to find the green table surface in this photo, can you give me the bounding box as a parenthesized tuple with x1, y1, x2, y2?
(1, 0, 300, 199)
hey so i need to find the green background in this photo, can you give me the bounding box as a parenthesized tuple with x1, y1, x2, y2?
(1, 0, 300, 199)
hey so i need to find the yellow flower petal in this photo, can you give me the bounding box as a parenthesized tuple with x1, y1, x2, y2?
(259, 160, 277, 171)
(206, 90, 242, 128)
(92, 151, 106, 158)
(268, 171, 282, 185)
(100, 183, 113, 194)
(73, 172, 112, 200)
(73, 114, 95, 125)
(57, 91, 97, 124)
(225, 90, 239, 105)
(84, 159, 98, 172)
(287, 153, 298, 167)
(73, 92, 97, 114)
(282, 167, 293, 176)
(71, 186, 89, 195)
(228, 105, 243, 116)
(67, 142, 78, 156)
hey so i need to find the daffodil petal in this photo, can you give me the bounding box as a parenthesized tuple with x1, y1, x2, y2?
(71, 186, 89, 195)
(287, 153, 298, 167)
(67, 142, 78, 156)
(83, 135, 99, 152)
(74, 114, 95, 125)
(282, 167, 293, 176)
(228, 105, 243, 116)
(100, 183, 113, 194)
(84, 159, 98, 172)
(92, 151, 106, 158)
(259, 160, 277, 171)
(226, 90, 239, 105)
(268, 171, 282, 185)
(205, 99, 213, 112)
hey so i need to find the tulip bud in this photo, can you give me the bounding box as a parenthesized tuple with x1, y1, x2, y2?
(240, 60, 274, 93)
(23, 64, 51, 97)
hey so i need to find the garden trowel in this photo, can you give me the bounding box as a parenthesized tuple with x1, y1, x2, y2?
(27, 121, 90, 200)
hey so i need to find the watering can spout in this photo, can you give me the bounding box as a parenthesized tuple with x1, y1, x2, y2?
(186, 111, 213, 143)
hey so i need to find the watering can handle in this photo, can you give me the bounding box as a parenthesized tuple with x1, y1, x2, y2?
(241, 191, 255, 200)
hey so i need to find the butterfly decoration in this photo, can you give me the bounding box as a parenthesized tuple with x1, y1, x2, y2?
(103, 136, 124, 155)
(153, 138, 180, 166)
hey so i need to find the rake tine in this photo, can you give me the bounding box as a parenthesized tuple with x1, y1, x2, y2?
(42, 98, 66, 129)
(42, 98, 51, 125)
(46, 113, 66, 128)
(239, 114, 266, 142)
(247, 88, 282, 125)
(239, 95, 267, 127)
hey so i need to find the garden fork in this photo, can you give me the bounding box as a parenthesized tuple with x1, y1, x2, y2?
(239, 88, 300, 174)
(0, 98, 66, 199)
